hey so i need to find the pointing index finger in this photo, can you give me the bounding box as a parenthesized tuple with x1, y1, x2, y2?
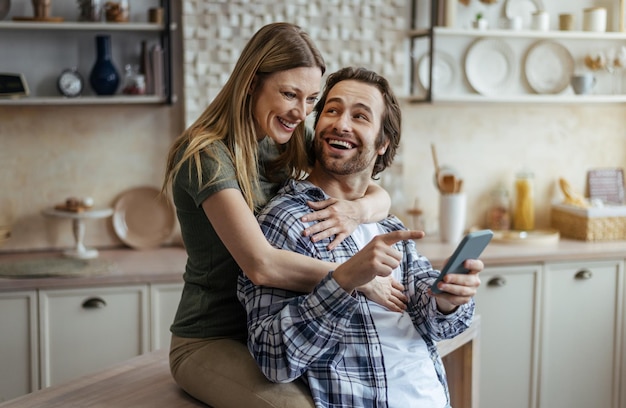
(380, 230, 425, 245)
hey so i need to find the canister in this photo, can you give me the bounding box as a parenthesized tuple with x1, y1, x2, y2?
(531, 10, 549, 31)
(513, 170, 534, 231)
(583, 7, 607, 32)
(559, 13, 575, 31)
(444, 0, 456, 27)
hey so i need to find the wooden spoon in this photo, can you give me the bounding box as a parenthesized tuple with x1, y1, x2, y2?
(430, 143, 439, 175)
(431, 144, 441, 191)
(440, 174, 456, 194)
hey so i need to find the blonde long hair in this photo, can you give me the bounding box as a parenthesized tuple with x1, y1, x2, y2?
(163, 23, 326, 211)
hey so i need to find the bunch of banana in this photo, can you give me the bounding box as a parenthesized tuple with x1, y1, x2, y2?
(559, 178, 589, 208)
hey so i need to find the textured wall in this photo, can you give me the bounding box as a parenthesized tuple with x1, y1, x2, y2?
(181, 0, 408, 126)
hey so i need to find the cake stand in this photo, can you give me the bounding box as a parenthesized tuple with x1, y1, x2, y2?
(42, 207, 114, 259)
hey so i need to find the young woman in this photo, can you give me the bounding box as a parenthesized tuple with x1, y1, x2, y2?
(163, 23, 404, 407)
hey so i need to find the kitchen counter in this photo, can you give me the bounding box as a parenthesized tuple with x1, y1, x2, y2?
(0, 247, 187, 291)
(416, 235, 626, 268)
(1, 237, 626, 290)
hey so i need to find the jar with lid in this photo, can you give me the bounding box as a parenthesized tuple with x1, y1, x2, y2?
(513, 170, 534, 231)
(486, 186, 510, 231)
(121, 64, 145, 95)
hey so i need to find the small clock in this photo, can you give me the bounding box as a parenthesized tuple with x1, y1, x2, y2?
(57, 68, 84, 97)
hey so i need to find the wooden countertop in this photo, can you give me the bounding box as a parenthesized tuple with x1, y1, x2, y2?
(1, 237, 625, 291)
(0, 319, 481, 408)
(0, 349, 206, 408)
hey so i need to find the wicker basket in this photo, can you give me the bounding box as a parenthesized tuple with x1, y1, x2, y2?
(551, 204, 626, 241)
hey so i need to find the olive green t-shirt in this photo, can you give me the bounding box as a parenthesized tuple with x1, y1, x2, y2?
(169, 134, 306, 340)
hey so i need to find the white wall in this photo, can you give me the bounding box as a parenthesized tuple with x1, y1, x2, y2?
(399, 102, 626, 234)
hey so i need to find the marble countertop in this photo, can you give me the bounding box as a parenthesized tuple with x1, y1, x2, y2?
(1, 237, 625, 291)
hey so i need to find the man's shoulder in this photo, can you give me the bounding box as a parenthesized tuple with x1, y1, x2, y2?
(260, 179, 324, 218)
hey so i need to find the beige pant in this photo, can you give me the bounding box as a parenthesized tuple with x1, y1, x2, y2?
(169, 335, 315, 408)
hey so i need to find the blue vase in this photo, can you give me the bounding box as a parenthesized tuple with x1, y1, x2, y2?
(89, 35, 120, 95)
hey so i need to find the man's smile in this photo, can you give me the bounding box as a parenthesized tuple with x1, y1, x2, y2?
(327, 138, 356, 150)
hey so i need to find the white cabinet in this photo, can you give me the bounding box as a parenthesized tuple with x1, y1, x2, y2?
(149, 283, 182, 351)
(539, 259, 624, 408)
(0, 291, 38, 403)
(475, 259, 624, 408)
(474, 264, 541, 408)
(38, 285, 149, 387)
(0, 281, 182, 399)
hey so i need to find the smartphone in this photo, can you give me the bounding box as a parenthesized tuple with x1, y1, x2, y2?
(430, 229, 494, 294)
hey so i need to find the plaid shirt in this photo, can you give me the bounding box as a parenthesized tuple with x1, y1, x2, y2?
(237, 179, 474, 408)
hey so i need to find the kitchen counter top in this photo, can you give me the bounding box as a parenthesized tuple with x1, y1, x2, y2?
(1, 237, 625, 291)
(0, 247, 187, 291)
(417, 235, 626, 269)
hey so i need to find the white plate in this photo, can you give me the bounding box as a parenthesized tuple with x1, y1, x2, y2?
(524, 40, 574, 94)
(465, 38, 517, 96)
(113, 186, 176, 249)
(505, 0, 544, 28)
(416, 51, 457, 93)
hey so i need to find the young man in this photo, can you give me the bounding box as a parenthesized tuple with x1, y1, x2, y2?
(237, 67, 482, 408)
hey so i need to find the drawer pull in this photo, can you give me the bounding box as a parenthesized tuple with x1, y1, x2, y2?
(487, 277, 506, 287)
(82, 297, 107, 309)
(575, 269, 593, 280)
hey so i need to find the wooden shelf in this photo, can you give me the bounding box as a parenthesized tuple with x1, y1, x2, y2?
(434, 27, 626, 40)
(405, 93, 626, 104)
(0, 95, 168, 106)
(0, 21, 175, 31)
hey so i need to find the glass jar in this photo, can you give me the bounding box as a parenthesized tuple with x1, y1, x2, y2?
(486, 186, 510, 231)
(104, 0, 129, 22)
(77, 0, 102, 22)
(513, 170, 534, 231)
(122, 64, 146, 95)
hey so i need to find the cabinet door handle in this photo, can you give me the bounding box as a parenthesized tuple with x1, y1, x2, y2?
(487, 276, 506, 287)
(575, 269, 593, 280)
(82, 297, 107, 309)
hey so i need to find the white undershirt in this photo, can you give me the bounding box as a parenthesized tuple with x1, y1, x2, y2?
(351, 223, 447, 408)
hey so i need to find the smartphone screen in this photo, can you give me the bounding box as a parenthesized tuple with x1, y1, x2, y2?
(430, 229, 493, 294)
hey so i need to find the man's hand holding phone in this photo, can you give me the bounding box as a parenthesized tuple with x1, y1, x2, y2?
(430, 230, 492, 313)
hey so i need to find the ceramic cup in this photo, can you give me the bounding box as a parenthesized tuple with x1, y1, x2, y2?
(439, 193, 467, 244)
(571, 73, 596, 95)
(583, 7, 607, 32)
(531, 11, 549, 31)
